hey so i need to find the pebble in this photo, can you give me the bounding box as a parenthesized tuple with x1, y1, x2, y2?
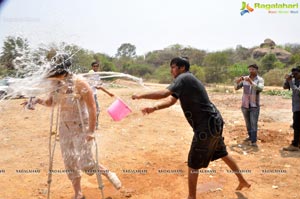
(272, 185, 279, 189)
(210, 187, 223, 192)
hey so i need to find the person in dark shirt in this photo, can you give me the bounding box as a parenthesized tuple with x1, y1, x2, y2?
(132, 57, 250, 199)
(283, 66, 300, 151)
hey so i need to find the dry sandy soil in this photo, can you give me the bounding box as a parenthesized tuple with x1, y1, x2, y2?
(0, 83, 300, 199)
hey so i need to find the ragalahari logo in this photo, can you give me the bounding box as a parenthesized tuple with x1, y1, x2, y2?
(240, 2, 254, 15)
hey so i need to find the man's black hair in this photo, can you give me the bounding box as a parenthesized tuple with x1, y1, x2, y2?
(170, 57, 190, 71)
(91, 61, 100, 67)
(248, 64, 258, 70)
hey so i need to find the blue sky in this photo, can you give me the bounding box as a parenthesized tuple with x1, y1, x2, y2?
(0, 0, 299, 56)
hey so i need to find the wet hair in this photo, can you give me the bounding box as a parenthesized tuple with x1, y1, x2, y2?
(91, 61, 100, 67)
(46, 54, 72, 78)
(170, 57, 190, 71)
(248, 64, 258, 70)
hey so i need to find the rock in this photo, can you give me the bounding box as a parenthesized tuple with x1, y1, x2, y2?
(272, 185, 279, 189)
(252, 39, 292, 63)
(38, 188, 47, 195)
(209, 187, 223, 192)
(260, 38, 276, 48)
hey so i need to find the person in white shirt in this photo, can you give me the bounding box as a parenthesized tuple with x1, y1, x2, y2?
(88, 61, 114, 129)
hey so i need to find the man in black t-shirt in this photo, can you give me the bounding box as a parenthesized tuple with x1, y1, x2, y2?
(132, 57, 250, 199)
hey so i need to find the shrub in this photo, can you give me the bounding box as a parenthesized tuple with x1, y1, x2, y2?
(262, 68, 287, 86)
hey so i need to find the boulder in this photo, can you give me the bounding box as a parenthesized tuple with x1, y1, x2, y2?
(252, 39, 291, 63)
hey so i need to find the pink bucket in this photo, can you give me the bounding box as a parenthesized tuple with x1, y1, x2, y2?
(107, 98, 132, 121)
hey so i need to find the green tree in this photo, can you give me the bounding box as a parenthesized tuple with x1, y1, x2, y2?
(93, 53, 117, 71)
(34, 43, 95, 73)
(190, 65, 206, 82)
(145, 50, 175, 66)
(180, 47, 206, 66)
(284, 43, 300, 54)
(260, 53, 278, 73)
(235, 45, 251, 61)
(70, 51, 94, 73)
(0, 36, 30, 75)
(227, 63, 248, 80)
(116, 43, 136, 58)
(127, 64, 153, 77)
(262, 68, 286, 86)
(203, 51, 233, 83)
(153, 65, 172, 84)
(289, 53, 300, 66)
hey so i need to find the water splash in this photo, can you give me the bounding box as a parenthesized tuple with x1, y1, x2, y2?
(79, 71, 144, 88)
(0, 43, 145, 104)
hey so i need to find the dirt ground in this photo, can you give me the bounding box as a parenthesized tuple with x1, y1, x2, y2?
(0, 83, 300, 199)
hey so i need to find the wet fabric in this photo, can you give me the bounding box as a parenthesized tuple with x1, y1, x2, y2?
(56, 83, 96, 180)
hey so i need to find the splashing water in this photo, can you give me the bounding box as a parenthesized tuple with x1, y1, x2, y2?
(79, 71, 145, 88)
(0, 44, 145, 104)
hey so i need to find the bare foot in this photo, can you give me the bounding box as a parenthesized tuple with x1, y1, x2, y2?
(73, 195, 85, 199)
(236, 181, 251, 190)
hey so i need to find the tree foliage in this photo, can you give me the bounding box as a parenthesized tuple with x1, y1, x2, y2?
(262, 68, 287, 86)
(116, 43, 136, 58)
(190, 65, 206, 82)
(289, 53, 300, 66)
(153, 65, 172, 84)
(0, 36, 30, 70)
(227, 63, 248, 80)
(203, 51, 234, 83)
(1, 37, 300, 84)
(260, 53, 277, 72)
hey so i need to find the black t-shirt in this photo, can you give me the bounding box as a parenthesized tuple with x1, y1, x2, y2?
(167, 72, 219, 132)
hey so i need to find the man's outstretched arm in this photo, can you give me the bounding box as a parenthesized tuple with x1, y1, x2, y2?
(132, 89, 172, 100)
(135, 95, 178, 115)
